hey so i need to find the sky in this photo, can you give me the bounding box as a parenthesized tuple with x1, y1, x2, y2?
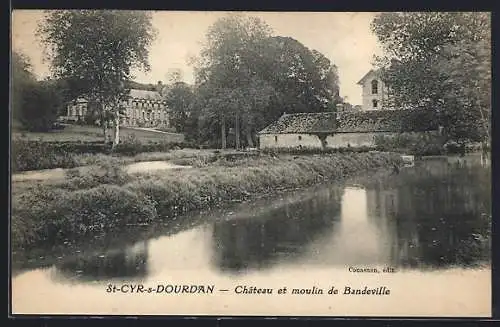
(11, 10, 383, 106)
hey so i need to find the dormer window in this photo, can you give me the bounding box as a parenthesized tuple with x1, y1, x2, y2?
(372, 99, 378, 108)
(371, 80, 378, 94)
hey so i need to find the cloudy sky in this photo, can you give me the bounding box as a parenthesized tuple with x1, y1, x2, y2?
(12, 10, 383, 105)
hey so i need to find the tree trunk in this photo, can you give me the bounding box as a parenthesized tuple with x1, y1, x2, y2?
(221, 115, 226, 149)
(102, 119, 110, 145)
(112, 115, 120, 148)
(235, 113, 240, 150)
(102, 123, 108, 143)
(246, 129, 254, 148)
(99, 102, 109, 145)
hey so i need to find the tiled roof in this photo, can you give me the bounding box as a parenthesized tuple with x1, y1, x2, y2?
(69, 88, 163, 104)
(128, 89, 163, 100)
(258, 112, 337, 134)
(258, 108, 439, 134)
(336, 109, 439, 133)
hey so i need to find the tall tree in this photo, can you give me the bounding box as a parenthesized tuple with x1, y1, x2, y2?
(371, 12, 491, 145)
(194, 14, 273, 149)
(11, 51, 36, 128)
(11, 51, 66, 131)
(37, 10, 157, 146)
(193, 14, 341, 149)
(163, 81, 197, 134)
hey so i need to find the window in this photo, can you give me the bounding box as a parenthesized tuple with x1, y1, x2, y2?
(372, 99, 378, 108)
(274, 135, 278, 142)
(298, 135, 302, 141)
(371, 80, 378, 94)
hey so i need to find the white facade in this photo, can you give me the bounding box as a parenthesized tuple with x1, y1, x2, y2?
(259, 132, 402, 150)
(65, 89, 171, 128)
(357, 70, 389, 111)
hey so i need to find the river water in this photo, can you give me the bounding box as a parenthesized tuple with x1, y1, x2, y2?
(11, 155, 492, 316)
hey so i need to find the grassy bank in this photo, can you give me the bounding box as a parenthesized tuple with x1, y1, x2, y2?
(11, 152, 401, 252)
(11, 123, 191, 172)
(11, 138, 204, 172)
(13, 123, 185, 143)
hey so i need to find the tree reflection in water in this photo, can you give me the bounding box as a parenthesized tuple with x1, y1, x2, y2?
(53, 240, 149, 282)
(368, 159, 491, 269)
(211, 187, 342, 273)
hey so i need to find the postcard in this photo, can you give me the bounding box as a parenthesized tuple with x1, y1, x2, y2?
(10, 10, 492, 317)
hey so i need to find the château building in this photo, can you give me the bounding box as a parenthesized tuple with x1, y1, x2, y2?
(65, 88, 171, 128)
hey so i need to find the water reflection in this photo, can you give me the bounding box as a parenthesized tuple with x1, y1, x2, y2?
(53, 241, 149, 282)
(369, 159, 491, 269)
(211, 187, 342, 273)
(21, 156, 491, 284)
(209, 156, 491, 272)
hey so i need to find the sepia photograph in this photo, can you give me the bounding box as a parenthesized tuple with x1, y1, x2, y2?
(10, 10, 491, 317)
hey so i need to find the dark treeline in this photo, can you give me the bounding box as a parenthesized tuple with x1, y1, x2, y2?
(11, 52, 69, 132)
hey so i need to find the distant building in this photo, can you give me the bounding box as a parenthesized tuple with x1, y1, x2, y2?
(64, 88, 172, 128)
(357, 69, 390, 111)
(258, 108, 439, 150)
(258, 112, 337, 150)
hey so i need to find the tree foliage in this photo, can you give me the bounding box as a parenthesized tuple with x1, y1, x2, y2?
(11, 51, 36, 127)
(371, 12, 491, 144)
(192, 14, 341, 148)
(163, 81, 198, 136)
(11, 51, 66, 131)
(37, 10, 157, 144)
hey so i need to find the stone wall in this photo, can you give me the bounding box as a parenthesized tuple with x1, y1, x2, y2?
(260, 133, 323, 149)
(260, 132, 385, 149)
(259, 131, 440, 150)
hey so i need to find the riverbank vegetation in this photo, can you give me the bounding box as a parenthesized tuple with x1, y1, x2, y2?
(373, 133, 489, 157)
(11, 136, 196, 172)
(11, 151, 401, 252)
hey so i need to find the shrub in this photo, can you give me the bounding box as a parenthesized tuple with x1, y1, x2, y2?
(11, 139, 81, 172)
(62, 163, 131, 190)
(374, 132, 446, 156)
(11, 184, 157, 250)
(16, 80, 63, 132)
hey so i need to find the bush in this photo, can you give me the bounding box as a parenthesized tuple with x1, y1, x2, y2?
(11, 184, 157, 250)
(374, 132, 446, 156)
(62, 163, 131, 190)
(11, 139, 81, 172)
(16, 79, 63, 132)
